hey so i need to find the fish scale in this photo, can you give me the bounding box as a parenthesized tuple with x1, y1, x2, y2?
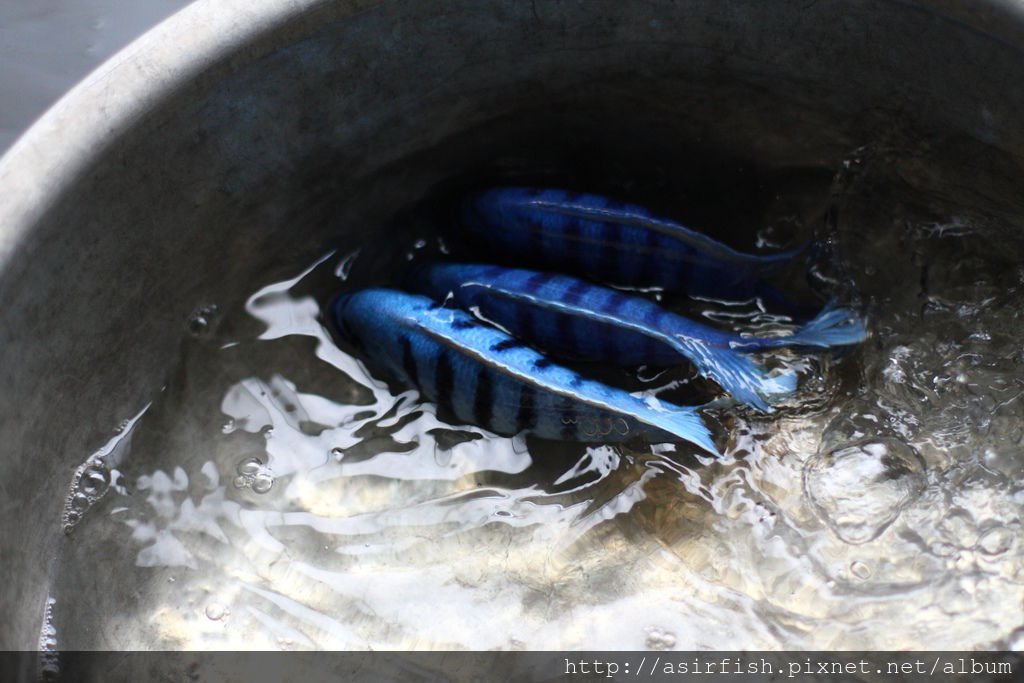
(331, 288, 719, 451)
(460, 186, 799, 298)
(411, 262, 868, 411)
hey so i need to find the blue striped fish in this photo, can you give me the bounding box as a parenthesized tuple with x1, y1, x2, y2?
(411, 263, 867, 412)
(331, 288, 719, 452)
(460, 187, 800, 298)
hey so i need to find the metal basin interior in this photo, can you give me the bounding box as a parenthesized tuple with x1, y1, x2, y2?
(2, 0, 1024, 649)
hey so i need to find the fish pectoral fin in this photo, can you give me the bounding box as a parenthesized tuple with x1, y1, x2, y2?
(528, 197, 747, 262)
(631, 397, 720, 456)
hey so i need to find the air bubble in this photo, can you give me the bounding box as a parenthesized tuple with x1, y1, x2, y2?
(252, 474, 275, 494)
(804, 437, 926, 544)
(237, 458, 262, 476)
(331, 447, 345, 462)
(205, 603, 229, 621)
(850, 561, 872, 580)
(70, 493, 90, 512)
(188, 315, 209, 334)
(187, 303, 218, 337)
(644, 627, 677, 650)
(80, 468, 109, 496)
(234, 457, 273, 492)
(221, 419, 236, 434)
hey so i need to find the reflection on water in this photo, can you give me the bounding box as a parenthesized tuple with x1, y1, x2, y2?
(49, 160, 1024, 651)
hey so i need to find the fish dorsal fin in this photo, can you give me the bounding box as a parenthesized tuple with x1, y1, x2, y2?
(526, 198, 745, 260)
(524, 197, 801, 266)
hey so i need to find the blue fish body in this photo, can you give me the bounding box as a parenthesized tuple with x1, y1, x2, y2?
(331, 288, 719, 452)
(411, 262, 867, 411)
(460, 187, 800, 297)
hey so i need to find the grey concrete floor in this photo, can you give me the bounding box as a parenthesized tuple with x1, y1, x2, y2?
(0, 0, 193, 154)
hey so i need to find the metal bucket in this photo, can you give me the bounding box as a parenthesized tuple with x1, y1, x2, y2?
(2, 0, 1024, 651)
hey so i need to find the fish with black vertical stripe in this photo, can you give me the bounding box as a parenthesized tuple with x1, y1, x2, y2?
(330, 288, 720, 452)
(460, 187, 802, 298)
(411, 262, 866, 412)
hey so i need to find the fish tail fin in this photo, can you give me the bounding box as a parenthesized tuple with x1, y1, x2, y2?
(753, 302, 868, 349)
(677, 337, 797, 412)
(654, 405, 721, 457)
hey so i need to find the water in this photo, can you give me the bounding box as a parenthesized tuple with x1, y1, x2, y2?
(47, 155, 1024, 650)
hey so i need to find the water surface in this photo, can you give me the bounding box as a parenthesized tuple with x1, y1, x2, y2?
(48, 154, 1024, 651)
